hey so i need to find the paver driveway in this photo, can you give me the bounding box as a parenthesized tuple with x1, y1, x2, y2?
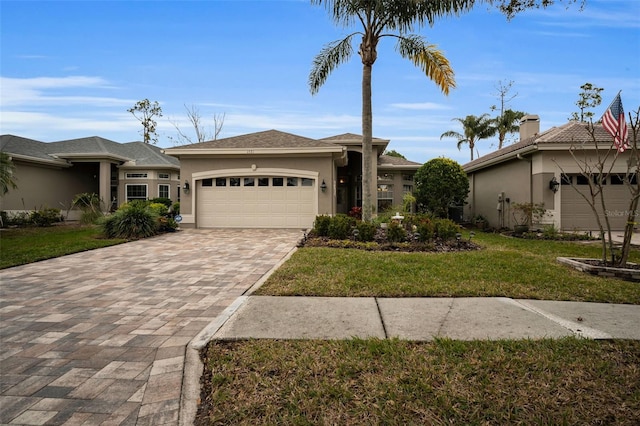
(0, 228, 302, 425)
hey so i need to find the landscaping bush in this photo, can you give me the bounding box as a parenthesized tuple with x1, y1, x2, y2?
(73, 193, 103, 224)
(355, 220, 377, 242)
(171, 202, 180, 216)
(387, 222, 406, 243)
(434, 218, 461, 241)
(101, 201, 159, 239)
(328, 214, 353, 240)
(415, 217, 435, 242)
(313, 215, 332, 237)
(30, 208, 63, 227)
(149, 197, 173, 208)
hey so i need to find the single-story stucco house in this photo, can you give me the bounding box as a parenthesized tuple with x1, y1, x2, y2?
(164, 130, 421, 229)
(1, 131, 421, 228)
(463, 115, 636, 231)
(0, 135, 180, 220)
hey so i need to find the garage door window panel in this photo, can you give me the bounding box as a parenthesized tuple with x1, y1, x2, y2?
(216, 178, 227, 187)
(202, 179, 213, 187)
(287, 178, 298, 186)
(244, 178, 255, 187)
(258, 178, 269, 187)
(301, 178, 314, 187)
(273, 177, 284, 186)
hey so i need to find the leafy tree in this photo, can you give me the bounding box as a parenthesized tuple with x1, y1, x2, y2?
(128, 99, 163, 144)
(309, 0, 465, 221)
(383, 149, 406, 159)
(440, 114, 495, 161)
(0, 152, 18, 195)
(569, 82, 603, 122)
(414, 157, 468, 218)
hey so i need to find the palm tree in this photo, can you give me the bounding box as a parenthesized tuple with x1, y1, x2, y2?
(440, 114, 495, 161)
(309, 0, 474, 222)
(0, 152, 18, 195)
(494, 109, 525, 149)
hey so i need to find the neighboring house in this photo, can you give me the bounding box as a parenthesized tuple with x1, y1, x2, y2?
(463, 115, 635, 231)
(0, 135, 180, 220)
(164, 130, 421, 229)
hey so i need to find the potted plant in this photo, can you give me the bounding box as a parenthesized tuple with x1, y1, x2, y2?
(511, 202, 546, 235)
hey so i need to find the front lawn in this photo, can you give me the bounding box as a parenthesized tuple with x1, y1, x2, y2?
(197, 338, 640, 425)
(256, 232, 640, 304)
(0, 224, 126, 269)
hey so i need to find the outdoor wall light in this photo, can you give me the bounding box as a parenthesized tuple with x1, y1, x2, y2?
(183, 180, 190, 193)
(321, 179, 327, 192)
(549, 176, 560, 193)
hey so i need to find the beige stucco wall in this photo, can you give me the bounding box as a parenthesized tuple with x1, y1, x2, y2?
(177, 155, 335, 226)
(0, 160, 99, 218)
(467, 158, 531, 229)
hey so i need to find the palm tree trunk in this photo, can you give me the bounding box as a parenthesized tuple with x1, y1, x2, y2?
(362, 62, 373, 222)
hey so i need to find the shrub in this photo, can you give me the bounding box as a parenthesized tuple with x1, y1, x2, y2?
(415, 218, 435, 242)
(314, 215, 332, 237)
(434, 218, 461, 241)
(355, 221, 377, 242)
(73, 193, 103, 224)
(171, 202, 180, 216)
(149, 197, 172, 208)
(147, 202, 169, 217)
(348, 206, 362, 220)
(101, 201, 158, 239)
(387, 222, 407, 243)
(30, 208, 63, 227)
(328, 214, 353, 240)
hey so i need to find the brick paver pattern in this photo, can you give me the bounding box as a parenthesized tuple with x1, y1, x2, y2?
(0, 229, 302, 425)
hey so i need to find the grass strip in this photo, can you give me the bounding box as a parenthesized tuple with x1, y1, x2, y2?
(197, 338, 640, 425)
(256, 232, 640, 304)
(0, 225, 126, 269)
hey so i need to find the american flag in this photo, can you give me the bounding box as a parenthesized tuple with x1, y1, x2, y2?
(601, 93, 629, 152)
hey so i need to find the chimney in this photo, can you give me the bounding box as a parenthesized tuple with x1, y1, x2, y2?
(519, 115, 540, 141)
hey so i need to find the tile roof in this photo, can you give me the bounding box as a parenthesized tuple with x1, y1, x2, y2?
(173, 130, 340, 150)
(0, 134, 179, 168)
(377, 154, 422, 168)
(463, 121, 630, 172)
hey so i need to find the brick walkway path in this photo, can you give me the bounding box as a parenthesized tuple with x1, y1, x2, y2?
(0, 229, 302, 425)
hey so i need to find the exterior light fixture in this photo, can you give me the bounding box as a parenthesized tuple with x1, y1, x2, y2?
(183, 180, 190, 193)
(321, 179, 327, 192)
(549, 176, 559, 193)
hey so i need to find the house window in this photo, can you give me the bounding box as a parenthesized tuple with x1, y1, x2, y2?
(230, 178, 241, 187)
(273, 177, 284, 187)
(216, 178, 227, 187)
(403, 185, 413, 194)
(377, 173, 394, 181)
(301, 178, 313, 187)
(158, 184, 170, 199)
(202, 178, 213, 187)
(402, 174, 414, 182)
(126, 172, 148, 179)
(126, 184, 147, 201)
(377, 184, 393, 200)
(258, 178, 269, 187)
(158, 173, 170, 179)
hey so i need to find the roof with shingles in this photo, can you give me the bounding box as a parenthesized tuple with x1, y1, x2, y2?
(377, 154, 421, 167)
(172, 130, 341, 150)
(463, 121, 630, 172)
(320, 133, 389, 144)
(0, 134, 179, 167)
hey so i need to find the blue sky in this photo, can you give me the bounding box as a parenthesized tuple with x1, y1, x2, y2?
(1, 0, 639, 165)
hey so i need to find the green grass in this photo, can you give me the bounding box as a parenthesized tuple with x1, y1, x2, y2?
(197, 338, 640, 425)
(0, 224, 127, 269)
(256, 232, 640, 304)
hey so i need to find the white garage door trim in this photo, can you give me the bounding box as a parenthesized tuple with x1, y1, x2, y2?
(193, 168, 319, 229)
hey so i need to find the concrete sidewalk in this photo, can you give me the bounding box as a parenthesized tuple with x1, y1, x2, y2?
(212, 296, 640, 341)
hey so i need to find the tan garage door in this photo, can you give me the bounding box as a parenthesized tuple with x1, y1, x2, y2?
(197, 176, 317, 228)
(560, 174, 633, 231)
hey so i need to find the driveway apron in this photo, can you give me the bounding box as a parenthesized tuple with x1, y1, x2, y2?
(0, 228, 302, 425)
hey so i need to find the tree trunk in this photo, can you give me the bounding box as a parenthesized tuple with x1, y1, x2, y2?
(362, 61, 373, 222)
